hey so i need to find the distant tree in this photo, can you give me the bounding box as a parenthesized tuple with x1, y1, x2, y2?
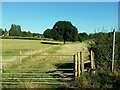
(43, 29, 52, 38)
(27, 31, 32, 37)
(32, 33, 42, 38)
(22, 31, 32, 37)
(4, 29, 9, 36)
(52, 21, 78, 44)
(78, 33, 88, 42)
(9, 24, 22, 36)
(0, 28, 4, 36)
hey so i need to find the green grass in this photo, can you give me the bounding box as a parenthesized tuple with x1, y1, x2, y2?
(2, 39, 90, 88)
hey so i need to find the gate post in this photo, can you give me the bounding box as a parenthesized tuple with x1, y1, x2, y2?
(74, 54, 77, 80)
(20, 51, 22, 64)
(80, 52, 84, 74)
(77, 52, 81, 80)
(90, 50, 95, 74)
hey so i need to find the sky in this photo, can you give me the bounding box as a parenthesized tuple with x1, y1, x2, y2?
(1, 0, 120, 2)
(2, 2, 118, 34)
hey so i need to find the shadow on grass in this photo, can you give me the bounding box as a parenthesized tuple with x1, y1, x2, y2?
(46, 63, 74, 82)
(41, 41, 61, 45)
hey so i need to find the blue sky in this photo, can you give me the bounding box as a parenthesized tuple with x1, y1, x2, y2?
(2, 2, 118, 34)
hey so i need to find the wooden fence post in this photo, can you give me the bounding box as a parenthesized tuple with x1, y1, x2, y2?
(74, 54, 77, 80)
(80, 52, 84, 74)
(90, 50, 95, 74)
(77, 52, 81, 80)
(20, 51, 22, 64)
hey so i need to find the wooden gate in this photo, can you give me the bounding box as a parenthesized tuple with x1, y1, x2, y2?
(1, 49, 95, 88)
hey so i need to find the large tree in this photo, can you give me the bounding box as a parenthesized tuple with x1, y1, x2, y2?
(52, 21, 78, 44)
(9, 24, 22, 36)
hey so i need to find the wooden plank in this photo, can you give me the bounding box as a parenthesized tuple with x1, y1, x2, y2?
(90, 50, 95, 74)
(2, 54, 73, 56)
(2, 82, 67, 85)
(80, 52, 84, 74)
(84, 60, 91, 64)
(2, 78, 73, 80)
(2, 68, 74, 71)
(77, 52, 81, 80)
(2, 73, 74, 75)
(74, 54, 77, 80)
(20, 51, 22, 64)
(90, 50, 94, 69)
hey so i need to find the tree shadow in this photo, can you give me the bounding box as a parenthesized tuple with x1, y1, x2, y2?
(46, 63, 74, 82)
(41, 41, 60, 45)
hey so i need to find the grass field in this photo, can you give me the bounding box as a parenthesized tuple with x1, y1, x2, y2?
(2, 39, 90, 88)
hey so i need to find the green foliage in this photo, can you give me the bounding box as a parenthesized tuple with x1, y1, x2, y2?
(115, 32, 120, 66)
(32, 33, 43, 38)
(90, 32, 113, 70)
(43, 29, 52, 38)
(0, 28, 4, 36)
(78, 32, 88, 42)
(22, 31, 32, 37)
(1, 24, 43, 38)
(9, 24, 22, 36)
(2, 36, 51, 41)
(89, 31, 120, 71)
(52, 21, 78, 44)
(4, 29, 9, 36)
(68, 71, 120, 88)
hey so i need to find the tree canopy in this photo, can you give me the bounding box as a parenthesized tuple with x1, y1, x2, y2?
(52, 21, 78, 44)
(9, 24, 22, 36)
(43, 29, 52, 38)
(0, 28, 4, 36)
(78, 32, 88, 42)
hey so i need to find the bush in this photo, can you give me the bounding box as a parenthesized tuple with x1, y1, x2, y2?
(89, 32, 112, 70)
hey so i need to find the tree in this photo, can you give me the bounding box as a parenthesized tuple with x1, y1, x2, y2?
(21, 31, 32, 37)
(78, 32, 88, 42)
(9, 24, 22, 36)
(4, 29, 9, 36)
(43, 29, 52, 38)
(52, 21, 78, 44)
(0, 28, 4, 36)
(32, 33, 43, 38)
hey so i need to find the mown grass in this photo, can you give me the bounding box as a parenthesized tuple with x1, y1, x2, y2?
(2, 39, 90, 89)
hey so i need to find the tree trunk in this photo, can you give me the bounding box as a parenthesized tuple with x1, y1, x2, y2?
(64, 39, 66, 44)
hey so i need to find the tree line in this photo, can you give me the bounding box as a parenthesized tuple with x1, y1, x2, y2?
(0, 21, 90, 43)
(0, 24, 43, 38)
